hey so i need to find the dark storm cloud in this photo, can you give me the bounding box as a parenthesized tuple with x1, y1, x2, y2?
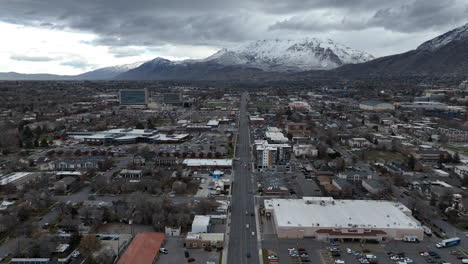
(369, 0, 468, 32)
(10, 55, 56, 62)
(268, 0, 468, 33)
(0, 0, 467, 48)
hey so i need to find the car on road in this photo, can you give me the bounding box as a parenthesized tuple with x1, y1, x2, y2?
(346, 248, 352, 254)
(72, 251, 80, 258)
(246, 252, 251, 258)
(159, 248, 168, 254)
(251, 231, 255, 236)
(246, 224, 249, 228)
(187, 258, 195, 262)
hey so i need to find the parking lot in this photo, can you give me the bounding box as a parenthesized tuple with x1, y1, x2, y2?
(157, 237, 220, 264)
(262, 235, 468, 264)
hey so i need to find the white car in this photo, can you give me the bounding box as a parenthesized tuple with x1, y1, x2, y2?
(335, 260, 345, 264)
(72, 251, 80, 258)
(251, 232, 255, 236)
(159, 248, 168, 254)
(346, 248, 352, 254)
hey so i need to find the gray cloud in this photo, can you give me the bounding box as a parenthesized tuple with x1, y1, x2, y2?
(10, 55, 56, 62)
(108, 47, 146, 58)
(0, 0, 467, 57)
(268, 0, 468, 34)
(60, 59, 92, 69)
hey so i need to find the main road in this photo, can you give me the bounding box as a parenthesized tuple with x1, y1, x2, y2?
(227, 93, 259, 264)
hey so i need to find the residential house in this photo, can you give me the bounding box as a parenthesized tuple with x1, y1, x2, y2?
(348, 138, 371, 148)
(332, 178, 354, 197)
(362, 179, 387, 194)
(338, 169, 371, 182)
(454, 165, 468, 179)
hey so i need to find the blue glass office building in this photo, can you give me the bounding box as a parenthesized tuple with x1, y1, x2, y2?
(119, 89, 148, 105)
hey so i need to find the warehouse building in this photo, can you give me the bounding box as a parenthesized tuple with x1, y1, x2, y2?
(264, 197, 423, 241)
(359, 100, 394, 111)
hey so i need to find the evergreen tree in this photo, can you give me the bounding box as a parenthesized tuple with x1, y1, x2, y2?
(40, 139, 49, 148)
(453, 152, 461, 163)
(407, 155, 416, 170)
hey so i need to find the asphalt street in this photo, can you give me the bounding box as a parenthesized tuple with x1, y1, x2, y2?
(227, 93, 259, 264)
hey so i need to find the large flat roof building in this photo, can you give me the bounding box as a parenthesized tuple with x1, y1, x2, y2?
(264, 197, 423, 241)
(119, 89, 148, 106)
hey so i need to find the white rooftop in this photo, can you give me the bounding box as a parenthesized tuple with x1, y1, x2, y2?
(0, 172, 31, 185)
(183, 159, 232, 167)
(192, 215, 211, 227)
(265, 131, 289, 143)
(264, 197, 420, 229)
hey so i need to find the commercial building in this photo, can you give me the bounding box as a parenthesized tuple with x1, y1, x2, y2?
(0, 172, 41, 189)
(255, 140, 291, 169)
(185, 232, 224, 249)
(163, 93, 182, 105)
(289, 101, 311, 112)
(359, 100, 394, 111)
(191, 215, 211, 233)
(265, 127, 289, 143)
(83, 128, 158, 145)
(49, 156, 105, 171)
(53, 176, 78, 194)
(293, 144, 318, 158)
(264, 197, 423, 241)
(117, 233, 165, 264)
(182, 159, 233, 169)
(119, 89, 148, 105)
(249, 116, 265, 126)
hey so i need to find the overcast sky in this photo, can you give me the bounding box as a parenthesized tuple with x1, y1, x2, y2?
(0, 0, 467, 75)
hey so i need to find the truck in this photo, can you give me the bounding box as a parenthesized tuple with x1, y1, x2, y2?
(436, 237, 461, 248)
(403, 235, 419, 243)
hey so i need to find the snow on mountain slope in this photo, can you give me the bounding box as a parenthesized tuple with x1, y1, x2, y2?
(204, 38, 374, 71)
(76, 61, 146, 79)
(418, 23, 468, 51)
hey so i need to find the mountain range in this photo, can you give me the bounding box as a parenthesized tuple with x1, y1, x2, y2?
(1, 23, 468, 81)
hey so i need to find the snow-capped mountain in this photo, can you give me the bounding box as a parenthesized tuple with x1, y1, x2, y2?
(418, 23, 468, 51)
(203, 38, 374, 71)
(75, 61, 146, 80)
(334, 22, 468, 76)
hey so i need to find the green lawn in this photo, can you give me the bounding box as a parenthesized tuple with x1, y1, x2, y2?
(442, 144, 468, 156)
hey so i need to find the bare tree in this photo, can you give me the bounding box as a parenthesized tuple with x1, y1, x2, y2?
(79, 235, 102, 257)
